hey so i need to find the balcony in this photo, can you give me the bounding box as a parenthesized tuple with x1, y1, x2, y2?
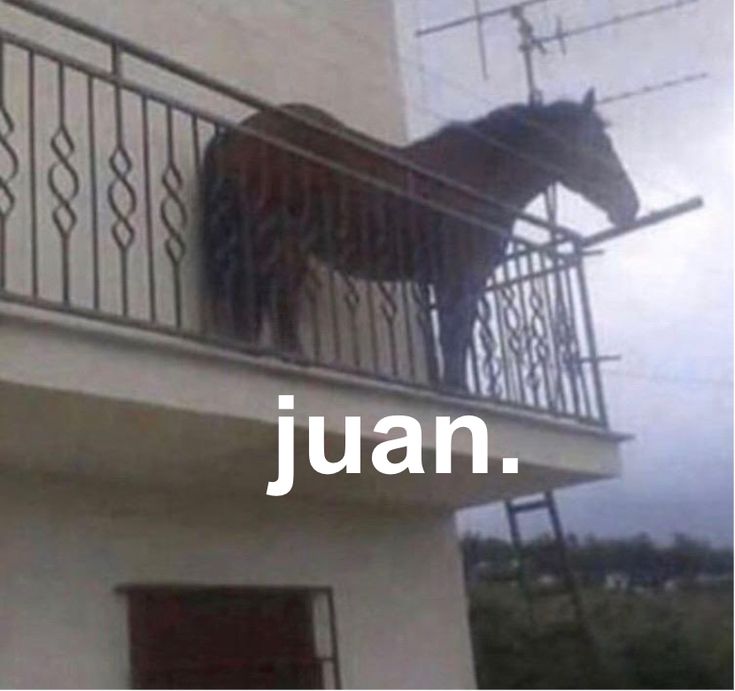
(0, 0, 624, 507)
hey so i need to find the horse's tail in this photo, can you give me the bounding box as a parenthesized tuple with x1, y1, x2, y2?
(201, 134, 264, 340)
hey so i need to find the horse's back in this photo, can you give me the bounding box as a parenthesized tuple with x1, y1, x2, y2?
(208, 103, 405, 188)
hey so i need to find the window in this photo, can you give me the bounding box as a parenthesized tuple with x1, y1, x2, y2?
(120, 586, 340, 689)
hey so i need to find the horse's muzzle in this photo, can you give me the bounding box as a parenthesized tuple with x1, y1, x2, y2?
(607, 182, 640, 227)
(608, 204, 638, 227)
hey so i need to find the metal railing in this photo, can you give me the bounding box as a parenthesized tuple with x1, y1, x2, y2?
(0, 0, 608, 426)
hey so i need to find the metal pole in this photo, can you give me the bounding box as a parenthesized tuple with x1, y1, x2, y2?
(582, 197, 704, 248)
(573, 246, 608, 427)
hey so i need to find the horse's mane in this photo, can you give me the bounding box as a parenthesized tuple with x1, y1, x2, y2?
(423, 99, 603, 148)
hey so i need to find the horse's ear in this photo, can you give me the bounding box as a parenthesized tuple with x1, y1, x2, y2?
(583, 88, 596, 111)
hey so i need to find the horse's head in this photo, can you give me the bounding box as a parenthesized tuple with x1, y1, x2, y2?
(541, 89, 639, 226)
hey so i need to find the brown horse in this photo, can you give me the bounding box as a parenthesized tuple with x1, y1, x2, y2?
(201, 89, 638, 389)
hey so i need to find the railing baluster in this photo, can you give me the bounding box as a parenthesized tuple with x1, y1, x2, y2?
(463, 229, 483, 395)
(108, 78, 136, 316)
(86, 75, 100, 309)
(161, 104, 187, 328)
(407, 174, 440, 387)
(320, 169, 342, 365)
(359, 180, 380, 374)
(499, 257, 527, 406)
(236, 132, 260, 345)
(514, 246, 540, 408)
(543, 231, 569, 415)
(531, 249, 556, 414)
(296, 157, 322, 362)
(575, 248, 608, 426)
(210, 123, 241, 336)
(190, 114, 203, 332)
(564, 258, 593, 420)
(0, 39, 19, 290)
(489, 267, 512, 401)
(338, 177, 362, 368)
(392, 189, 417, 382)
(477, 287, 502, 400)
(48, 61, 79, 304)
(555, 261, 581, 418)
(374, 189, 399, 378)
(27, 50, 38, 297)
(141, 96, 156, 322)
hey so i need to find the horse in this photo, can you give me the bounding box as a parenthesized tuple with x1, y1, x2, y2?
(201, 89, 639, 390)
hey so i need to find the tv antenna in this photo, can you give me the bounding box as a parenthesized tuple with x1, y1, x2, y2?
(416, 0, 708, 108)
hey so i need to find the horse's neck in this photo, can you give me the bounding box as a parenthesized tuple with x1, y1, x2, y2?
(404, 109, 557, 215)
(488, 147, 555, 213)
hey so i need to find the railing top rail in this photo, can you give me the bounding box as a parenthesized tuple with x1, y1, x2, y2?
(0, 23, 574, 260)
(0, 0, 584, 245)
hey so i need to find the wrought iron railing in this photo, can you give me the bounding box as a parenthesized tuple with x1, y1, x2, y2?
(0, 0, 608, 426)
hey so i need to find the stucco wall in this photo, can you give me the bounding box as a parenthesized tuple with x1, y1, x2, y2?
(0, 472, 476, 689)
(3, 0, 407, 141)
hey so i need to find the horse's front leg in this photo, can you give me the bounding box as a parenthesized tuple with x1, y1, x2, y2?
(435, 280, 483, 392)
(270, 214, 307, 357)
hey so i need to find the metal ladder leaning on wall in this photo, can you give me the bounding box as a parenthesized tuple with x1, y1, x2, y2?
(504, 490, 603, 680)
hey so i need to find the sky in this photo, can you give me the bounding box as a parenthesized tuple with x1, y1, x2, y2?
(397, 0, 733, 546)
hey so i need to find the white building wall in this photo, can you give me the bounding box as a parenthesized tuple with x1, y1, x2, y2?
(0, 472, 476, 689)
(4, 0, 407, 141)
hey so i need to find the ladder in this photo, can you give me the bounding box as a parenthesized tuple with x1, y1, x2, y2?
(504, 490, 602, 679)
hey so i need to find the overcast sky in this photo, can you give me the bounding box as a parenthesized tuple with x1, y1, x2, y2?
(398, 0, 733, 545)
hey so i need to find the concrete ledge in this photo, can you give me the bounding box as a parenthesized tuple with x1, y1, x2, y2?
(0, 301, 625, 508)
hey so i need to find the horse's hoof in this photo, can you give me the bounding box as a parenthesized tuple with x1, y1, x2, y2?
(279, 348, 307, 366)
(440, 378, 470, 396)
(273, 337, 306, 363)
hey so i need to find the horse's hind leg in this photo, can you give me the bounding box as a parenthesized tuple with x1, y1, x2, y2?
(435, 279, 482, 391)
(231, 209, 267, 343)
(269, 220, 307, 356)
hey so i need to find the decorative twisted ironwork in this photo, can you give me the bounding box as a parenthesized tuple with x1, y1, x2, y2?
(0, 106, 18, 217)
(48, 67, 79, 302)
(526, 275, 550, 397)
(108, 144, 135, 282)
(377, 283, 399, 376)
(49, 126, 79, 237)
(551, 285, 580, 414)
(499, 282, 525, 402)
(477, 292, 502, 398)
(161, 164, 187, 261)
(108, 139, 137, 315)
(161, 108, 188, 327)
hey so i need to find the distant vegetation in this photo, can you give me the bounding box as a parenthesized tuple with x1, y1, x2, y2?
(463, 533, 733, 689)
